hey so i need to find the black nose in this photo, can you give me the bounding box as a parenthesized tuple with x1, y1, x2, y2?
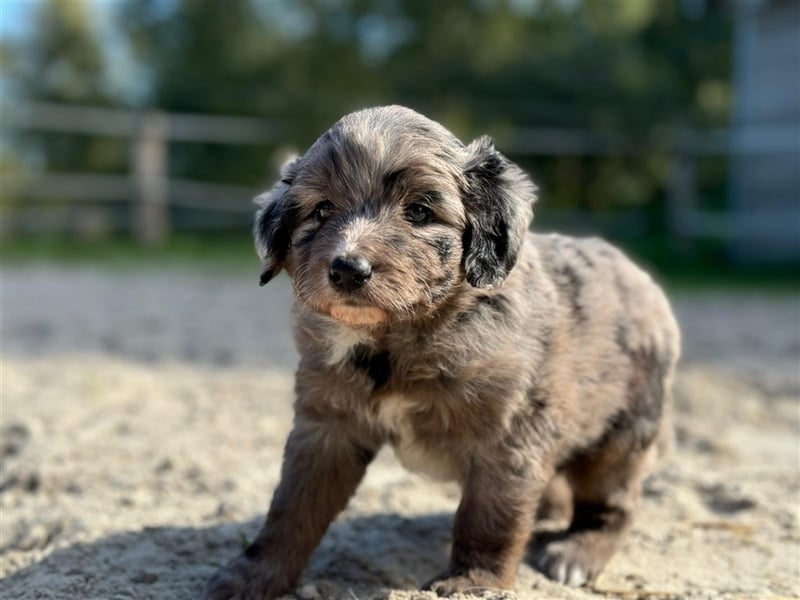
(329, 255, 372, 292)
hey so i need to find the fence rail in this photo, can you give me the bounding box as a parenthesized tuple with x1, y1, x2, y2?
(3, 101, 799, 247)
(5, 101, 283, 144)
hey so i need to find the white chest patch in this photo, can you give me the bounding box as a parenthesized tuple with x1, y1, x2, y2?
(372, 394, 460, 482)
(324, 323, 372, 366)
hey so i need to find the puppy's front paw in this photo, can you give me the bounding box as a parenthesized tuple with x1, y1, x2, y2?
(203, 555, 291, 600)
(423, 568, 506, 597)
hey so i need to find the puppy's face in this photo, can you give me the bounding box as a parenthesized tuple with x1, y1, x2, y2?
(255, 106, 536, 328)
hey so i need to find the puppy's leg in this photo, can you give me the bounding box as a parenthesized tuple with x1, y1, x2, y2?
(533, 440, 657, 587)
(536, 473, 573, 523)
(425, 446, 548, 596)
(204, 420, 376, 600)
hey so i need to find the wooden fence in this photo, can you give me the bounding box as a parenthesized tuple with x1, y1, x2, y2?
(3, 101, 799, 249)
(4, 102, 285, 245)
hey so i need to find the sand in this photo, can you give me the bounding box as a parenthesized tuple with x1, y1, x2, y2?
(1, 266, 798, 600)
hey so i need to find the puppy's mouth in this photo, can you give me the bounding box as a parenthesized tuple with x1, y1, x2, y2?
(328, 303, 388, 328)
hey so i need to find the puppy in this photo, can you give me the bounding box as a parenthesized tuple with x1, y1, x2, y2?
(204, 106, 680, 599)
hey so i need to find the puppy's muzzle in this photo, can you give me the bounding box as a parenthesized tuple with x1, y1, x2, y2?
(329, 255, 372, 292)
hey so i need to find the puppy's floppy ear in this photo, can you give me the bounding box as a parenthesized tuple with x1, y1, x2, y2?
(253, 156, 301, 286)
(461, 135, 537, 289)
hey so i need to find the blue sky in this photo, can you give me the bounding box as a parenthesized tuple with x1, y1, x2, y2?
(1, 0, 37, 41)
(0, 0, 125, 41)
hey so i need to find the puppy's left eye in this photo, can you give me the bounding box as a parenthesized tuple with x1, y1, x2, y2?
(406, 203, 432, 225)
(314, 201, 333, 221)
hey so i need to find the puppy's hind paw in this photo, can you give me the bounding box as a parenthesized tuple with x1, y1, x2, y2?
(531, 534, 611, 587)
(533, 550, 588, 586)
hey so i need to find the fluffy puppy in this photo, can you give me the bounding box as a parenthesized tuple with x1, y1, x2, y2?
(204, 106, 680, 599)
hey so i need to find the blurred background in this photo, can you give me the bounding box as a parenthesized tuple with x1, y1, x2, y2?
(2, 0, 798, 281)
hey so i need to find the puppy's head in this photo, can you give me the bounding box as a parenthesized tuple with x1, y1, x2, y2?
(255, 106, 536, 328)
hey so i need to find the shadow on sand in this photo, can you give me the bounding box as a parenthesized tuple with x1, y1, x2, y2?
(1, 512, 457, 599)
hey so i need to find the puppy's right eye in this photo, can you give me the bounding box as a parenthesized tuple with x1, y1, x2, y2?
(406, 203, 432, 225)
(314, 201, 333, 221)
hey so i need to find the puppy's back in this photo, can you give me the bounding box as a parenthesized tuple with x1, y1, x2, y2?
(532, 232, 679, 361)
(528, 232, 680, 456)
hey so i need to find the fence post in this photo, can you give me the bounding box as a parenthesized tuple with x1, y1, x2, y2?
(666, 147, 697, 254)
(132, 112, 170, 247)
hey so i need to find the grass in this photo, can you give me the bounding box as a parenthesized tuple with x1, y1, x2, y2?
(1, 232, 255, 270)
(2, 232, 798, 292)
(619, 236, 800, 292)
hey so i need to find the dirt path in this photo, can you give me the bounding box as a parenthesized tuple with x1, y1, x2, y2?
(2, 266, 798, 599)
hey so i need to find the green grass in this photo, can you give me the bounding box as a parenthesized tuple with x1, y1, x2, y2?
(2, 233, 798, 292)
(619, 236, 800, 292)
(655, 263, 800, 292)
(1, 233, 256, 269)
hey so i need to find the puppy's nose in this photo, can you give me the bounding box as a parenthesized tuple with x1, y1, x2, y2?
(329, 255, 372, 292)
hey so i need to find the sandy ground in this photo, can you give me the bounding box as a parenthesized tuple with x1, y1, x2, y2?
(1, 265, 798, 600)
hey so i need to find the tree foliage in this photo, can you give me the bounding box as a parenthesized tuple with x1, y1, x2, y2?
(7, 0, 124, 174)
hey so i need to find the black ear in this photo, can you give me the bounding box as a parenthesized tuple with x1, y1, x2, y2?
(253, 157, 301, 286)
(461, 136, 537, 289)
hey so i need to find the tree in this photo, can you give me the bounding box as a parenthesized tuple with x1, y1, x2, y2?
(8, 0, 123, 174)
